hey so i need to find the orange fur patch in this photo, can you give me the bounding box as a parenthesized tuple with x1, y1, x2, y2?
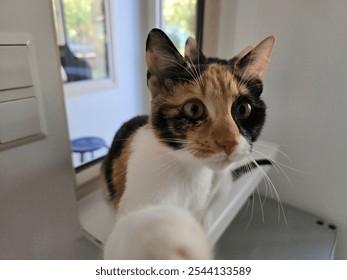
(110, 136, 133, 211)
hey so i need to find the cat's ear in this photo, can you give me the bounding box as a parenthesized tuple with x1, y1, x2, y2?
(232, 36, 275, 79)
(184, 37, 206, 64)
(146, 28, 187, 96)
(229, 46, 254, 66)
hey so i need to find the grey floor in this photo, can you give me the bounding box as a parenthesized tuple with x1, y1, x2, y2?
(67, 235, 103, 260)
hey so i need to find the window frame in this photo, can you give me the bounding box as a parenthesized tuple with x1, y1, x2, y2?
(51, 0, 116, 189)
(196, 0, 205, 49)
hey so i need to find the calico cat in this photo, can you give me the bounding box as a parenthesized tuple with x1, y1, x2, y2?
(102, 29, 275, 259)
(104, 204, 212, 259)
(103, 28, 275, 218)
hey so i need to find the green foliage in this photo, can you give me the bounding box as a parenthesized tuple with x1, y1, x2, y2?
(63, 0, 93, 44)
(163, 0, 197, 35)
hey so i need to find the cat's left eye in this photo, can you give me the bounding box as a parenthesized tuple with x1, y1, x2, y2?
(182, 100, 206, 120)
(235, 102, 252, 120)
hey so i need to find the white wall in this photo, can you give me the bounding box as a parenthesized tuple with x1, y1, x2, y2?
(217, 0, 347, 259)
(0, 0, 100, 259)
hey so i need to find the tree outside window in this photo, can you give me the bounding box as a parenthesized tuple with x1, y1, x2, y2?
(161, 0, 197, 54)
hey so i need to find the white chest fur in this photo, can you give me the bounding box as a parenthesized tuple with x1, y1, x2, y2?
(118, 126, 214, 218)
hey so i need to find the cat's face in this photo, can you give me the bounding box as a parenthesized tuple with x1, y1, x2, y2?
(146, 29, 275, 170)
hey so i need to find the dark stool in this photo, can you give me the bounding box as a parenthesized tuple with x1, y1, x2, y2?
(71, 137, 108, 163)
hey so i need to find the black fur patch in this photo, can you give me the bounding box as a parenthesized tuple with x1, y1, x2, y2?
(232, 90, 266, 143)
(151, 109, 185, 150)
(103, 115, 148, 199)
(234, 74, 263, 96)
(151, 106, 207, 150)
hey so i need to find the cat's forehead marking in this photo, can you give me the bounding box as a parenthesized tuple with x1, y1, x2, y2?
(201, 64, 240, 99)
(161, 64, 249, 107)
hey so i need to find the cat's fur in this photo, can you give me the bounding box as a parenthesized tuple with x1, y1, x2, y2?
(102, 29, 275, 259)
(104, 204, 212, 260)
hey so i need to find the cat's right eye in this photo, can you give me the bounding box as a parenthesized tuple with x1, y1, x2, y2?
(235, 102, 252, 120)
(182, 99, 206, 120)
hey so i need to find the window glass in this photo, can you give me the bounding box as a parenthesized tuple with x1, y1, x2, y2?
(54, 0, 109, 82)
(161, 0, 197, 54)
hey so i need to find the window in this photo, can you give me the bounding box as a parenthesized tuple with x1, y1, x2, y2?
(53, 0, 109, 83)
(50, 1, 204, 184)
(160, 0, 200, 54)
(52, 0, 114, 171)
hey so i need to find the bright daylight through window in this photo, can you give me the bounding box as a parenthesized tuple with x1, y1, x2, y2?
(53, 0, 108, 83)
(160, 0, 197, 54)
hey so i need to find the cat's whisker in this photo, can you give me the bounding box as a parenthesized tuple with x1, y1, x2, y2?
(184, 55, 201, 85)
(238, 50, 256, 89)
(179, 77, 199, 84)
(184, 45, 205, 87)
(248, 156, 287, 225)
(251, 148, 293, 187)
(253, 160, 279, 219)
(240, 159, 258, 228)
(161, 138, 214, 155)
(152, 160, 180, 181)
(111, 149, 181, 183)
(239, 54, 271, 89)
(105, 168, 127, 187)
(265, 173, 274, 199)
(238, 159, 265, 224)
(161, 56, 197, 83)
(246, 192, 255, 229)
(105, 149, 190, 193)
(239, 70, 257, 87)
(195, 35, 203, 79)
(275, 161, 310, 176)
(146, 155, 180, 174)
(256, 140, 308, 176)
(256, 141, 292, 162)
(238, 53, 271, 90)
(261, 177, 269, 202)
(140, 156, 179, 179)
(238, 72, 261, 93)
(256, 186, 265, 223)
(239, 82, 258, 92)
(241, 160, 253, 223)
(184, 46, 205, 88)
(162, 55, 200, 85)
(239, 194, 252, 220)
(159, 138, 192, 144)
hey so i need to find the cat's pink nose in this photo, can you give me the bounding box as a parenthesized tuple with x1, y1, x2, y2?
(218, 140, 237, 156)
